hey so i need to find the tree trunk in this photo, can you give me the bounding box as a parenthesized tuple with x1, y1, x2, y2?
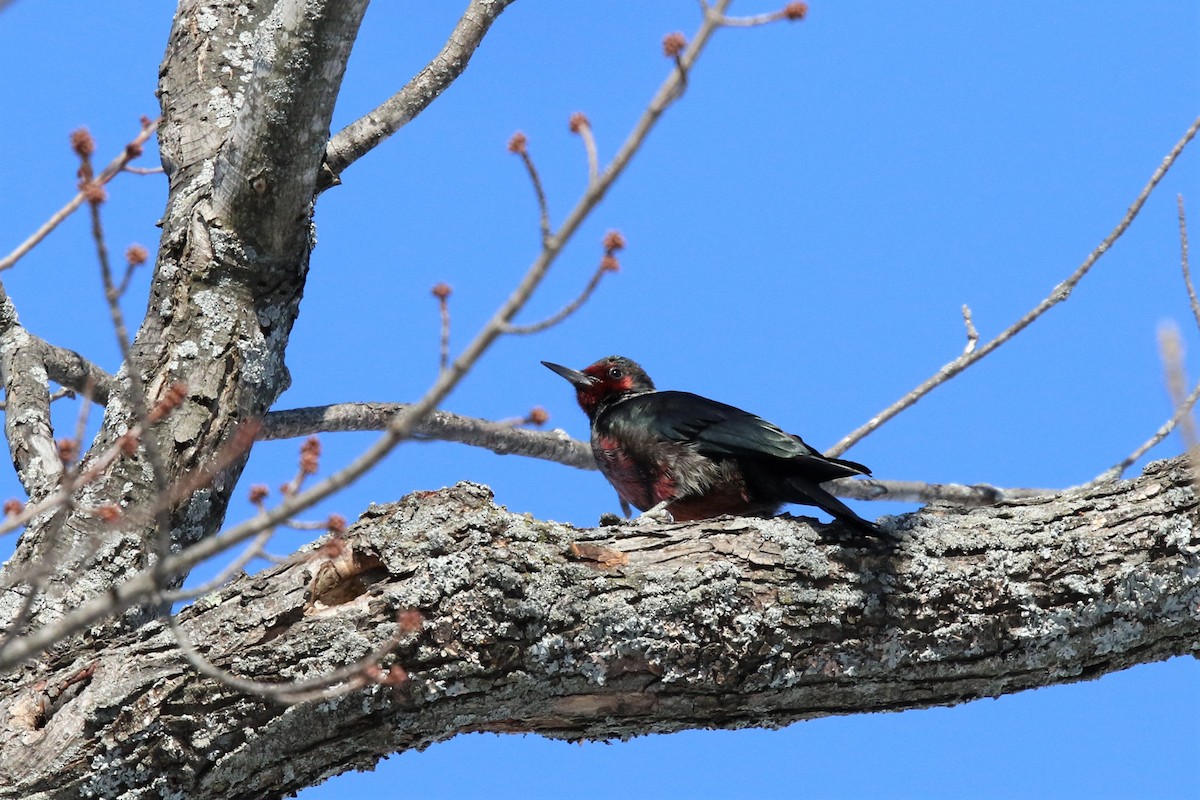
(0, 0, 367, 637)
(2, 456, 1195, 799)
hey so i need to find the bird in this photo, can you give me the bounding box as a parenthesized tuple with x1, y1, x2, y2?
(542, 355, 885, 539)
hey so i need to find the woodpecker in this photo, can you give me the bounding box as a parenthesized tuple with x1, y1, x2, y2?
(542, 355, 884, 538)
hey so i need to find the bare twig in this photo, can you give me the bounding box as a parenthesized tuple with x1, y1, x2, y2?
(827, 114, 1200, 458)
(569, 112, 599, 186)
(86, 158, 177, 591)
(120, 165, 164, 175)
(508, 133, 551, 244)
(715, 2, 809, 27)
(166, 610, 415, 705)
(0, 386, 75, 411)
(261, 402, 594, 469)
(0, 118, 158, 272)
(503, 231, 624, 335)
(1092, 377, 1200, 484)
(432, 283, 452, 372)
(1096, 197, 1200, 483)
(159, 527, 275, 603)
(1179, 196, 1198, 333)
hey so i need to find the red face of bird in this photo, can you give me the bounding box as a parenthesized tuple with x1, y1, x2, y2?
(542, 356, 654, 418)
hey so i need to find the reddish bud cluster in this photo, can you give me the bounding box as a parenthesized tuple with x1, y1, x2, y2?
(662, 32, 687, 58)
(94, 504, 122, 523)
(248, 484, 269, 505)
(148, 382, 188, 423)
(507, 131, 528, 154)
(125, 244, 149, 267)
(57, 438, 79, 464)
(782, 2, 808, 20)
(600, 254, 620, 273)
(397, 609, 425, 634)
(431, 282, 452, 301)
(81, 182, 107, 205)
(568, 112, 590, 134)
(326, 513, 347, 535)
(603, 230, 626, 252)
(526, 406, 550, 426)
(125, 141, 144, 160)
(365, 664, 410, 687)
(118, 431, 139, 457)
(70, 128, 96, 159)
(299, 436, 321, 476)
(3, 498, 24, 517)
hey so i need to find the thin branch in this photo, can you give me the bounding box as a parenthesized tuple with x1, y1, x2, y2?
(715, 2, 809, 27)
(87, 171, 176, 594)
(503, 231, 623, 334)
(1180, 195, 1199, 333)
(0, 118, 158, 272)
(1092, 376, 1200, 484)
(508, 133, 551, 244)
(120, 165, 164, 175)
(320, 0, 517, 189)
(261, 402, 595, 470)
(827, 114, 1200, 457)
(1094, 197, 1200, 483)
(166, 610, 413, 705)
(502, 262, 613, 335)
(160, 527, 275, 603)
(569, 112, 600, 186)
(432, 283, 452, 372)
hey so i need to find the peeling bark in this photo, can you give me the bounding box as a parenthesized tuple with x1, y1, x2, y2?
(1, 457, 1196, 798)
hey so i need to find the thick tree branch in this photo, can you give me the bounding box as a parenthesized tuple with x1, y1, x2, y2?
(212, 0, 369, 259)
(1, 456, 1195, 797)
(320, 0, 518, 190)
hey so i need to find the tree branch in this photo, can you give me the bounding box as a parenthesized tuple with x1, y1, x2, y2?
(828, 114, 1200, 457)
(2, 456, 1195, 797)
(320, 0, 518, 190)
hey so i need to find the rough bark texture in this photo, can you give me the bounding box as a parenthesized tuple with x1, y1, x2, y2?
(1, 456, 1196, 799)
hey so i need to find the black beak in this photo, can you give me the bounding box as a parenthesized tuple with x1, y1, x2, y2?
(542, 360, 597, 388)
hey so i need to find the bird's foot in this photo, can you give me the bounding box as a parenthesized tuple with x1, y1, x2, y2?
(633, 500, 674, 525)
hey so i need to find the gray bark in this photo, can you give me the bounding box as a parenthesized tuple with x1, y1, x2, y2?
(1, 456, 1197, 799)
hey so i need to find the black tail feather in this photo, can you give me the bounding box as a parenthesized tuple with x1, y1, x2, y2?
(786, 475, 892, 542)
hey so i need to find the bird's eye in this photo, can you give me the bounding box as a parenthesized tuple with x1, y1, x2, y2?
(609, 366, 624, 379)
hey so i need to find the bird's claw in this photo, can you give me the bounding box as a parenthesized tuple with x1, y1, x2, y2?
(633, 505, 674, 524)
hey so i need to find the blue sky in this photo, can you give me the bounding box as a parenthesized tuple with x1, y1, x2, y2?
(1, 2, 1198, 798)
